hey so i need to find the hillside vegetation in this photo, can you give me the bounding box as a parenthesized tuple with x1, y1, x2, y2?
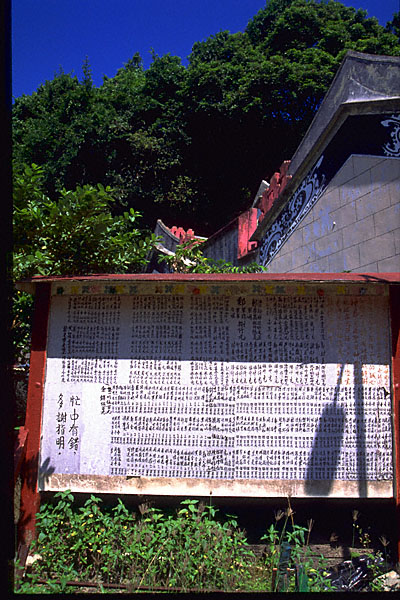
(13, 0, 400, 236)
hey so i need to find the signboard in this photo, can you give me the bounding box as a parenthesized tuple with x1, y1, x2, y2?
(37, 280, 394, 497)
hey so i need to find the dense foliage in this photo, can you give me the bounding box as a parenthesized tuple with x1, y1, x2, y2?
(12, 163, 157, 362)
(13, 164, 156, 279)
(15, 492, 390, 593)
(13, 1, 400, 235)
(16, 493, 258, 592)
(14, 492, 331, 593)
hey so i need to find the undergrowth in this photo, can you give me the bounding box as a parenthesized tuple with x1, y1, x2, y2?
(15, 492, 256, 592)
(14, 491, 388, 593)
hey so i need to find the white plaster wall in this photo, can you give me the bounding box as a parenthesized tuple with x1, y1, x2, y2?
(266, 155, 400, 273)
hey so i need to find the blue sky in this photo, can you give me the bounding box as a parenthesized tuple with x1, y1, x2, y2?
(12, 0, 399, 99)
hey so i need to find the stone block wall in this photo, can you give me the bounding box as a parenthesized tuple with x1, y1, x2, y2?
(266, 155, 400, 273)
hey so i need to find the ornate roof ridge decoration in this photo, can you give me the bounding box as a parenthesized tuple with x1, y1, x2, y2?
(249, 51, 400, 267)
(382, 114, 400, 157)
(258, 110, 400, 266)
(147, 220, 207, 273)
(154, 219, 206, 246)
(259, 157, 327, 266)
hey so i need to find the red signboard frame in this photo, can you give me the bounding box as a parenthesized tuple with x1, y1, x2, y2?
(16, 273, 400, 561)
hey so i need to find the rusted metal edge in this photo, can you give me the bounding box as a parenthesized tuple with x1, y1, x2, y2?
(30, 578, 241, 592)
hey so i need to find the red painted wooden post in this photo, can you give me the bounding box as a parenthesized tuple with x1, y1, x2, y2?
(389, 284, 400, 564)
(17, 282, 51, 559)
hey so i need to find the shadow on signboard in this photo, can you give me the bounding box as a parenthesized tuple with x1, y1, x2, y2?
(21, 453, 54, 493)
(38, 457, 55, 490)
(304, 364, 346, 496)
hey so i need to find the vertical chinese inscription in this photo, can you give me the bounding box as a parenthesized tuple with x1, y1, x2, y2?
(68, 395, 81, 454)
(41, 290, 393, 488)
(60, 296, 121, 384)
(55, 393, 65, 454)
(55, 393, 81, 455)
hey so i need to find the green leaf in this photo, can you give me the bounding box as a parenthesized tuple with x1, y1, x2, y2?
(297, 564, 310, 592)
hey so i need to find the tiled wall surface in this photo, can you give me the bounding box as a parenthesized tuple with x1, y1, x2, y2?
(266, 156, 400, 273)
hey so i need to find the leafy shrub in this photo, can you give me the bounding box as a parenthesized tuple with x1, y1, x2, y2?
(159, 238, 267, 273)
(16, 492, 256, 592)
(17, 492, 369, 593)
(12, 163, 158, 363)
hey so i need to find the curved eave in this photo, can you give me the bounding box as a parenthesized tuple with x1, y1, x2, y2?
(251, 50, 400, 244)
(289, 51, 400, 177)
(251, 96, 400, 244)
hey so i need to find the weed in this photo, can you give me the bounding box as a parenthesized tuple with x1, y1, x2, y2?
(17, 493, 387, 593)
(260, 499, 334, 592)
(14, 492, 256, 593)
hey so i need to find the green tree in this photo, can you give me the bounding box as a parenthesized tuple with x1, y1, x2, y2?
(12, 68, 98, 195)
(13, 163, 157, 361)
(386, 12, 400, 41)
(113, 53, 197, 227)
(12, 1, 400, 236)
(182, 0, 400, 231)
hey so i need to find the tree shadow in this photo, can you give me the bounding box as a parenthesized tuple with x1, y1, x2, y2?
(38, 457, 56, 490)
(16, 452, 55, 558)
(305, 364, 346, 496)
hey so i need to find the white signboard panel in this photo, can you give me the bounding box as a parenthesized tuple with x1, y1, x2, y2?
(39, 283, 393, 497)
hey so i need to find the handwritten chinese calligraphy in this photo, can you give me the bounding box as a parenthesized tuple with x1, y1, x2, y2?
(40, 292, 393, 487)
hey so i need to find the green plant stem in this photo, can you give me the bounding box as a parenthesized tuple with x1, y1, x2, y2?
(136, 538, 168, 591)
